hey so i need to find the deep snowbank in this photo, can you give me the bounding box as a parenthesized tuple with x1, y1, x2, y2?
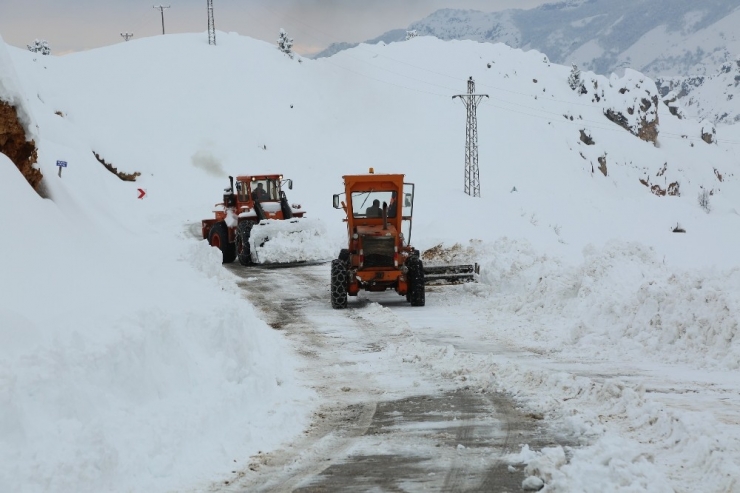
(0, 39, 315, 491)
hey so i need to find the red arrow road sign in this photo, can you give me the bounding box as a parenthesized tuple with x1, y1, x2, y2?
(137, 188, 146, 199)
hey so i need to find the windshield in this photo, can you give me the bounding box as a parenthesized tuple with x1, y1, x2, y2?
(351, 190, 397, 218)
(250, 179, 280, 201)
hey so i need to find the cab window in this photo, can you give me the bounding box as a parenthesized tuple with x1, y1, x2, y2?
(351, 191, 397, 218)
(250, 180, 279, 201)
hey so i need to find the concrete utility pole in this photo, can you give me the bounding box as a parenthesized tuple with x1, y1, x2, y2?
(207, 0, 216, 46)
(452, 77, 488, 197)
(152, 5, 171, 35)
(120, 32, 134, 41)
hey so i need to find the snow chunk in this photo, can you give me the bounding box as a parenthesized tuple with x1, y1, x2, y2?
(522, 476, 544, 490)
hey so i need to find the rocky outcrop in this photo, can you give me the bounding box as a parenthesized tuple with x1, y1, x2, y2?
(637, 96, 659, 143)
(604, 95, 659, 144)
(0, 100, 41, 191)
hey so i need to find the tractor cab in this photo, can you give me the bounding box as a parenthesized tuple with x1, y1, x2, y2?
(234, 175, 291, 204)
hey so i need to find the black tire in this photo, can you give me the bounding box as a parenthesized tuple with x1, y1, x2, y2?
(208, 222, 236, 264)
(407, 256, 425, 307)
(236, 221, 254, 266)
(338, 249, 350, 264)
(331, 259, 348, 309)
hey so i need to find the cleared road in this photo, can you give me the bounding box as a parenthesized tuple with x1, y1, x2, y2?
(214, 263, 574, 492)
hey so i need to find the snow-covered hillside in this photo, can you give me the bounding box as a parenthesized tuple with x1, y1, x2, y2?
(658, 56, 740, 125)
(2, 30, 740, 492)
(315, 0, 740, 124)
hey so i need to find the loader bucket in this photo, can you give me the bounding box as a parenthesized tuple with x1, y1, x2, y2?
(249, 217, 334, 265)
(424, 263, 479, 285)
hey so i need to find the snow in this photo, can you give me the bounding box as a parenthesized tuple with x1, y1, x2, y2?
(1, 29, 740, 492)
(249, 218, 336, 264)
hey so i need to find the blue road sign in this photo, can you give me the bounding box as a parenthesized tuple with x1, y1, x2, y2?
(56, 160, 68, 167)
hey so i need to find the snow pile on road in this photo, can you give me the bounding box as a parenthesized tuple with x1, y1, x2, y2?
(250, 217, 337, 264)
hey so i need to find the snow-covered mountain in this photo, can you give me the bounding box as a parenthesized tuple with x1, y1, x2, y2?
(315, 0, 740, 79)
(315, 0, 740, 124)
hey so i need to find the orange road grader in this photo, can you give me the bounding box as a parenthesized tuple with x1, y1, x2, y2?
(331, 170, 424, 308)
(202, 174, 321, 265)
(331, 169, 479, 308)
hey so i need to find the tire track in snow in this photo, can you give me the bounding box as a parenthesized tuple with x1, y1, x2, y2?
(205, 263, 572, 492)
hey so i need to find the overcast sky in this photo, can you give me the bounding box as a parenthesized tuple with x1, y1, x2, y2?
(1, 0, 548, 56)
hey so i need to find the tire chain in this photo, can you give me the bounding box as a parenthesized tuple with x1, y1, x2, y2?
(331, 259, 348, 309)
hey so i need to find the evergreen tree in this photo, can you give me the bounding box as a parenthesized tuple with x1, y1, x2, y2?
(405, 30, 418, 41)
(277, 28, 293, 59)
(567, 64, 581, 91)
(27, 39, 51, 55)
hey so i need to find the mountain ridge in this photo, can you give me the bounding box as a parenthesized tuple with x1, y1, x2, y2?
(313, 0, 740, 79)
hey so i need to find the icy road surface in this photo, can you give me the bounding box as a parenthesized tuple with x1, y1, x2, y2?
(210, 263, 740, 492)
(212, 263, 573, 492)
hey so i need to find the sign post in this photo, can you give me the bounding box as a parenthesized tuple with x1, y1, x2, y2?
(56, 160, 67, 177)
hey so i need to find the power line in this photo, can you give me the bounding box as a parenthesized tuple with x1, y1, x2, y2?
(152, 5, 170, 35)
(120, 32, 134, 42)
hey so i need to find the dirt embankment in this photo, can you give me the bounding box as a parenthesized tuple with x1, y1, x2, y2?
(0, 100, 42, 191)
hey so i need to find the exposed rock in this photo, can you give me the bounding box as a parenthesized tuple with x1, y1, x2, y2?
(605, 88, 659, 145)
(0, 100, 42, 191)
(93, 152, 141, 181)
(637, 96, 660, 143)
(597, 155, 607, 176)
(604, 109, 630, 130)
(579, 129, 594, 145)
(639, 177, 680, 197)
(639, 164, 680, 197)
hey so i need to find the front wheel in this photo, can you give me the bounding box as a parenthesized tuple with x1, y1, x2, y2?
(236, 221, 254, 266)
(407, 256, 425, 307)
(208, 222, 236, 264)
(330, 259, 348, 309)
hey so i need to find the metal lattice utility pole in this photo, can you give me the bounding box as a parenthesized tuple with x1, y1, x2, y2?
(452, 77, 488, 197)
(207, 0, 216, 45)
(120, 32, 134, 41)
(153, 5, 171, 35)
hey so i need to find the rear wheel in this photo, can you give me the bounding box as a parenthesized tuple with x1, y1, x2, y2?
(407, 256, 425, 307)
(331, 259, 348, 309)
(236, 221, 254, 266)
(208, 222, 236, 264)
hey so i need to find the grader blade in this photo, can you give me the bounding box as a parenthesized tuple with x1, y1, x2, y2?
(424, 263, 479, 285)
